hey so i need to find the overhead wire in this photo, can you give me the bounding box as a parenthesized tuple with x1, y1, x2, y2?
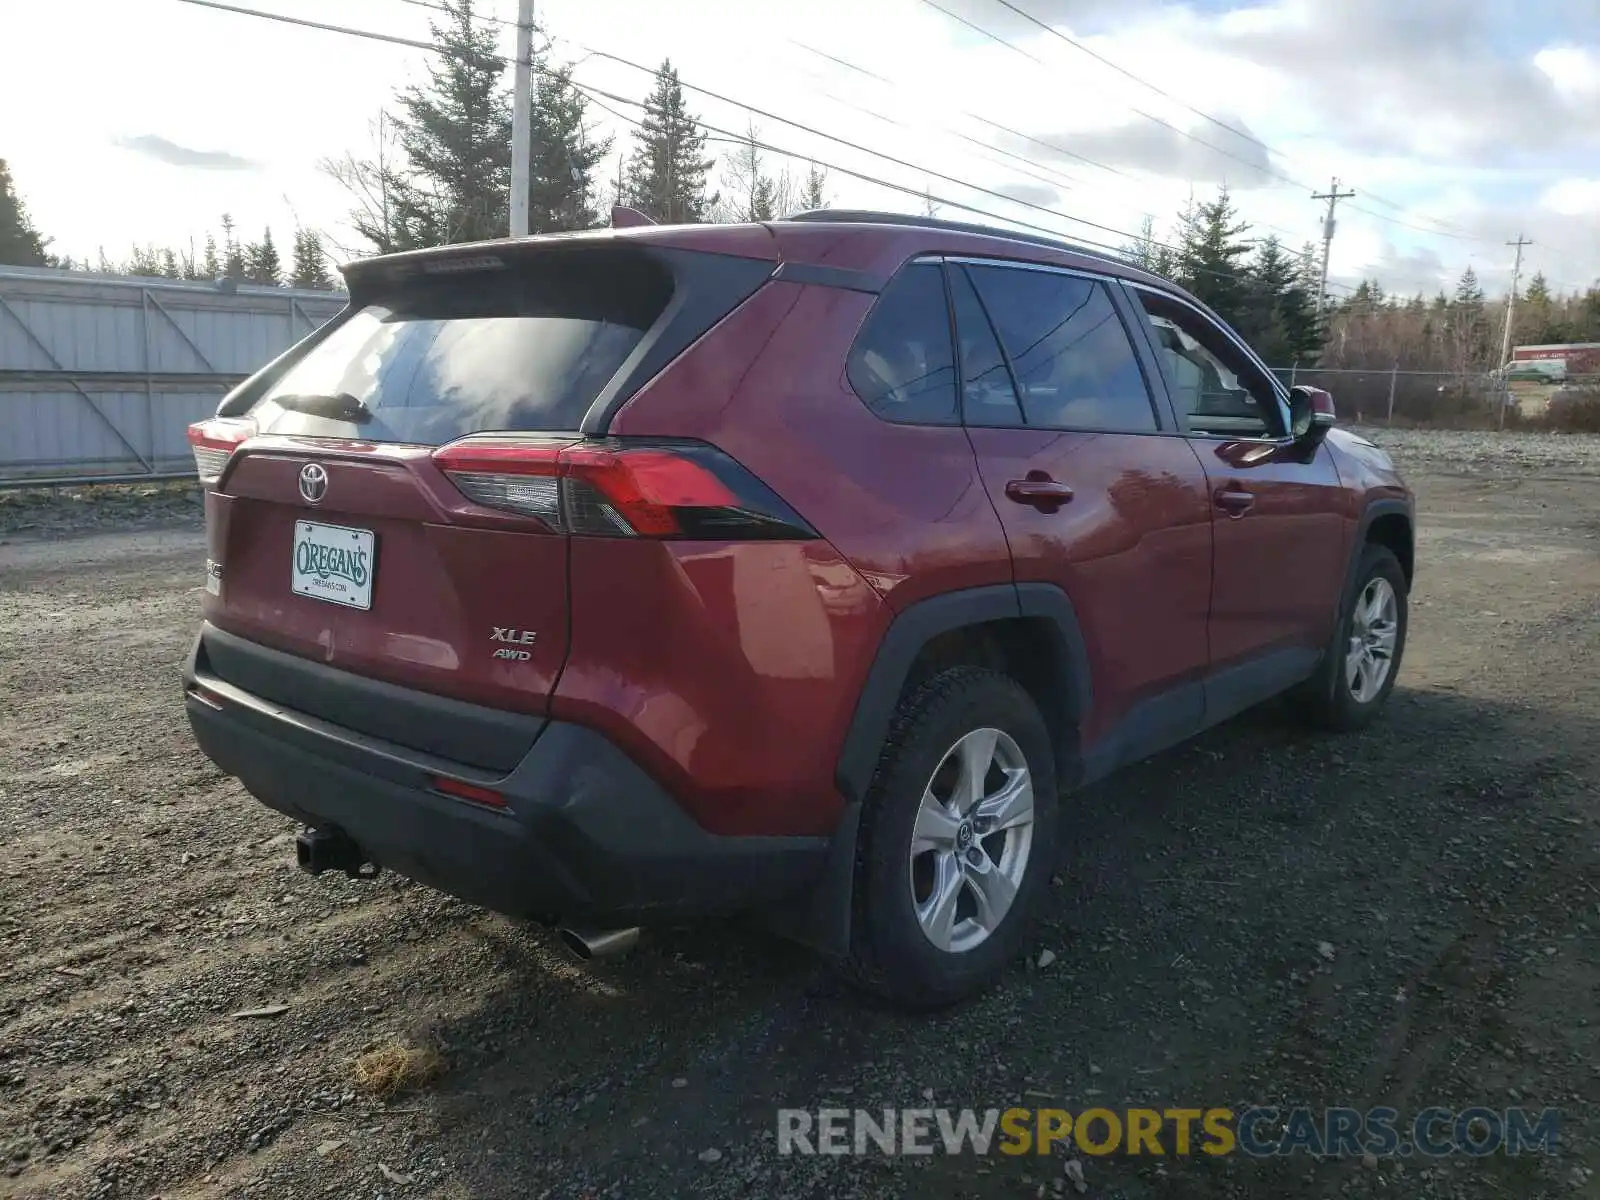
(570, 79, 1352, 294)
(168, 0, 1351, 293)
(954, 0, 1511, 245)
(785, 36, 1328, 251)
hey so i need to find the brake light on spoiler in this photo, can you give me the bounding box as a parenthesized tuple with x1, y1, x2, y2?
(186, 417, 257, 486)
(431, 436, 817, 540)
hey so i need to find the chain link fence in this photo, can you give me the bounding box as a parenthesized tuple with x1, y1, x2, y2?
(1269, 366, 1600, 430)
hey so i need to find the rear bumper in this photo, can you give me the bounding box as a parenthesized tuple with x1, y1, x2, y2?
(183, 635, 833, 927)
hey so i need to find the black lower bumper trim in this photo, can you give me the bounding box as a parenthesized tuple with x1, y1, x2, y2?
(183, 645, 832, 926)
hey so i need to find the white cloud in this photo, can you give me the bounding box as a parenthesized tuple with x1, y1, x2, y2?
(0, 0, 1594, 298)
(1540, 178, 1600, 215)
(1535, 45, 1600, 98)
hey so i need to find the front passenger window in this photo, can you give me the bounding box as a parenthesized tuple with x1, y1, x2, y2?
(1134, 291, 1284, 438)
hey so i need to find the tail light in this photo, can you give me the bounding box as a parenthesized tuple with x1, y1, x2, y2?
(431, 436, 817, 540)
(186, 417, 257, 485)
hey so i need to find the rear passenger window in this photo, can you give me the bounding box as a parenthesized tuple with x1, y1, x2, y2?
(967, 266, 1157, 432)
(847, 262, 958, 425)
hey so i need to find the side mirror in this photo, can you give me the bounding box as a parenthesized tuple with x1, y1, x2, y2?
(1288, 385, 1336, 445)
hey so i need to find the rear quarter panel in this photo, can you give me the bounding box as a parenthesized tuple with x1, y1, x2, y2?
(590, 278, 1013, 834)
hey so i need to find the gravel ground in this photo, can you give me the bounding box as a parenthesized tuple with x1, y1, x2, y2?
(0, 482, 203, 541)
(2, 432, 1598, 1199)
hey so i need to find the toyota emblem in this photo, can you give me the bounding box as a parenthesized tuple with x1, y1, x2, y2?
(298, 462, 329, 504)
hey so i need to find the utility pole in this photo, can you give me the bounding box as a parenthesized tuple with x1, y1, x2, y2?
(1498, 234, 1533, 369)
(1312, 177, 1356, 314)
(1497, 235, 1532, 429)
(509, 0, 535, 237)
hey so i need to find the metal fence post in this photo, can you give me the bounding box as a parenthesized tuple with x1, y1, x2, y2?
(1386, 362, 1398, 425)
(141, 289, 156, 476)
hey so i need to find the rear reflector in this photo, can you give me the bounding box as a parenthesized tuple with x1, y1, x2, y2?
(431, 436, 816, 540)
(431, 775, 508, 809)
(187, 417, 257, 485)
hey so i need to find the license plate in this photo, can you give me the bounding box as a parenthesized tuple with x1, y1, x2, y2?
(292, 521, 376, 610)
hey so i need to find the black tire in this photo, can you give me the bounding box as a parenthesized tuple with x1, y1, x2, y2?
(1296, 543, 1408, 731)
(842, 666, 1059, 1008)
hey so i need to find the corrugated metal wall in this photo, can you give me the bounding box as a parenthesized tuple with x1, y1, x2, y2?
(0, 266, 346, 485)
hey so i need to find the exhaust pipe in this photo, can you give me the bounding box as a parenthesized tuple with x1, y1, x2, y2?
(557, 926, 641, 961)
(295, 828, 378, 880)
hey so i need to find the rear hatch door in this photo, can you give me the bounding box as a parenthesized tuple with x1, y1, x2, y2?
(198, 244, 694, 760)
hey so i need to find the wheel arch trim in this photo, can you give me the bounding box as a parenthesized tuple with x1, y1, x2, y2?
(834, 582, 1092, 806)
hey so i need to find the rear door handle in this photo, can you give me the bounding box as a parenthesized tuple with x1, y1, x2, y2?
(1005, 473, 1074, 512)
(1213, 486, 1254, 516)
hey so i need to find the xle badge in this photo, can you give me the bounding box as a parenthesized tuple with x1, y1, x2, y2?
(491, 626, 536, 661)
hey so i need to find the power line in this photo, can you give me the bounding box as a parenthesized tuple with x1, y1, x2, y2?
(987, 0, 1488, 243)
(990, 0, 1277, 159)
(794, 75, 1089, 196)
(570, 79, 1352, 295)
(396, 0, 520, 28)
(789, 38, 1117, 186)
(786, 36, 1323, 247)
(922, 0, 1513, 248)
(565, 41, 1264, 261)
(178, 0, 439, 53)
(168, 0, 1349, 294)
(917, 0, 1301, 191)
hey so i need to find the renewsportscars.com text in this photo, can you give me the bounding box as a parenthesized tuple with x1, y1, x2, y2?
(777, 1106, 1560, 1158)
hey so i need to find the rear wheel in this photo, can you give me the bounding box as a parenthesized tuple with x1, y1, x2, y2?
(844, 667, 1059, 1008)
(1298, 543, 1408, 731)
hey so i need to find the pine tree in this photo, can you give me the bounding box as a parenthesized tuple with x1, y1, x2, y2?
(127, 245, 163, 276)
(1178, 186, 1252, 324)
(390, 0, 512, 245)
(160, 248, 180, 279)
(526, 60, 612, 232)
(0, 158, 51, 266)
(624, 59, 715, 223)
(1447, 266, 1490, 374)
(244, 228, 282, 286)
(799, 163, 828, 212)
(1242, 236, 1319, 365)
(202, 233, 220, 280)
(220, 214, 245, 279)
(290, 228, 335, 290)
(1521, 270, 1556, 343)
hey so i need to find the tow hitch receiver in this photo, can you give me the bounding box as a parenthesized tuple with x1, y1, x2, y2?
(295, 828, 379, 880)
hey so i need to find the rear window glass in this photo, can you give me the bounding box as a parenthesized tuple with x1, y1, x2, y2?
(846, 262, 959, 426)
(249, 251, 673, 442)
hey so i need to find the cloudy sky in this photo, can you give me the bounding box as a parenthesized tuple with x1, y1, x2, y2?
(3, 0, 1597, 298)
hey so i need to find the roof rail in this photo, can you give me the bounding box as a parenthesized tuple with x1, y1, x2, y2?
(783, 209, 1125, 266)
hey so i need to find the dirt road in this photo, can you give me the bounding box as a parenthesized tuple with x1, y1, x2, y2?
(2, 433, 1597, 1199)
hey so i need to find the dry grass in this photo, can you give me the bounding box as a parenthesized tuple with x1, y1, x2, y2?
(351, 1039, 446, 1099)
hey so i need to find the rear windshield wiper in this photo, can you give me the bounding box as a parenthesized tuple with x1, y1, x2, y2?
(269, 392, 373, 423)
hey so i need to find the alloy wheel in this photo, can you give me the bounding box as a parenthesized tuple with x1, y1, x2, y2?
(1346, 576, 1399, 703)
(908, 727, 1035, 953)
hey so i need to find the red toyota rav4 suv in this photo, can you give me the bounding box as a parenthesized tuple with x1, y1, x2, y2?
(183, 212, 1413, 1007)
